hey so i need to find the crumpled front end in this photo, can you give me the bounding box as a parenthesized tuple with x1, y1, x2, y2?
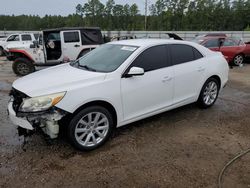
(8, 88, 68, 139)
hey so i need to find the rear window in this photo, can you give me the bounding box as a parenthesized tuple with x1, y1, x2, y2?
(171, 44, 194, 65)
(64, 32, 80, 43)
(170, 44, 203, 65)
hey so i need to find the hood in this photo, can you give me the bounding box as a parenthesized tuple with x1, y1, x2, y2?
(13, 63, 107, 97)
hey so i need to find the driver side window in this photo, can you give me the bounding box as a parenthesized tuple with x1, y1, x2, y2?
(128, 45, 169, 72)
(7, 35, 19, 42)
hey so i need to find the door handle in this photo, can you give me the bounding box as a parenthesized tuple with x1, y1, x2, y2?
(162, 76, 173, 82)
(197, 67, 205, 72)
(74, 44, 80, 47)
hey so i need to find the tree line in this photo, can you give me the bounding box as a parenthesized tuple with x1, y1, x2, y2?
(0, 0, 249, 31)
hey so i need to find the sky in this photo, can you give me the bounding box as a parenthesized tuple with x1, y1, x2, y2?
(0, 0, 156, 17)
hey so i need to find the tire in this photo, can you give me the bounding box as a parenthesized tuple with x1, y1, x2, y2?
(12, 58, 35, 76)
(197, 78, 219, 109)
(68, 106, 114, 151)
(233, 54, 244, 66)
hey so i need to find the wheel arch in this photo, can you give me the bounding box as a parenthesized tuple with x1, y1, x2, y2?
(8, 50, 34, 62)
(208, 75, 221, 89)
(72, 100, 118, 127)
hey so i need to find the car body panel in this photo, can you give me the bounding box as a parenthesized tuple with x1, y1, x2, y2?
(10, 39, 229, 130)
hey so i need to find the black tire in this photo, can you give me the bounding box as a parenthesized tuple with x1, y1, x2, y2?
(197, 78, 219, 109)
(12, 58, 35, 76)
(233, 54, 244, 66)
(68, 106, 114, 151)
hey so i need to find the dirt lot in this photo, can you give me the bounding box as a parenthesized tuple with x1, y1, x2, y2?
(0, 57, 249, 188)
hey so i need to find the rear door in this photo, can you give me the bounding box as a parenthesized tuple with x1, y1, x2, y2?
(61, 30, 82, 61)
(170, 44, 205, 105)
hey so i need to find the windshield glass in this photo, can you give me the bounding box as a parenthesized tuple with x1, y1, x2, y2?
(71, 44, 138, 73)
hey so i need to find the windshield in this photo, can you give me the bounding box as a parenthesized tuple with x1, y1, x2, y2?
(71, 44, 138, 73)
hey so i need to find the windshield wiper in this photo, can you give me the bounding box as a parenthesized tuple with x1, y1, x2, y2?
(78, 65, 97, 72)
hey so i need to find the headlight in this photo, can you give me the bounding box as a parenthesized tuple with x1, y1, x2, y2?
(19, 92, 66, 112)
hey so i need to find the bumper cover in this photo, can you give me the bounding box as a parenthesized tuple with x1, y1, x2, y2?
(8, 102, 33, 130)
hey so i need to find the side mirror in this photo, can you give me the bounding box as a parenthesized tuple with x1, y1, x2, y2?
(124, 67, 144, 78)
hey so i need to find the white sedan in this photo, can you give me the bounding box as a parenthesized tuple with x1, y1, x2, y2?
(8, 39, 229, 151)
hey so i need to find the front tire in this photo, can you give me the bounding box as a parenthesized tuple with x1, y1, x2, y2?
(12, 58, 35, 76)
(197, 78, 219, 108)
(68, 106, 114, 151)
(233, 54, 244, 66)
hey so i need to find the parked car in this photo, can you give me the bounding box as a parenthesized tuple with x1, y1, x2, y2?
(0, 33, 38, 56)
(193, 35, 250, 66)
(6, 27, 103, 76)
(8, 39, 229, 151)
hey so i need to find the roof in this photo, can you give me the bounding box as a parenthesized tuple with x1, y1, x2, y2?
(109, 39, 198, 48)
(109, 38, 214, 57)
(43, 27, 101, 32)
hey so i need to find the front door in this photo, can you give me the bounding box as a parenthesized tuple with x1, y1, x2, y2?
(121, 45, 174, 121)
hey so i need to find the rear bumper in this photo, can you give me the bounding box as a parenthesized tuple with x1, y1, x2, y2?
(7, 102, 34, 130)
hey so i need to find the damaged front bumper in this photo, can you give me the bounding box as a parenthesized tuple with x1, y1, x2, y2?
(8, 100, 68, 139)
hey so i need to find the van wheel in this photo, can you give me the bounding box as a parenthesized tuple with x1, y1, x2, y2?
(12, 58, 35, 76)
(197, 78, 219, 108)
(233, 54, 244, 66)
(68, 106, 114, 151)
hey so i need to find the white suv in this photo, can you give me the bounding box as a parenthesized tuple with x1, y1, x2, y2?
(6, 27, 103, 76)
(8, 39, 229, 151)
(0, 33, 37, 56)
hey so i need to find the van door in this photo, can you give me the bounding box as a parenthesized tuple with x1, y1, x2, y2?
(61, 30, 82, 61)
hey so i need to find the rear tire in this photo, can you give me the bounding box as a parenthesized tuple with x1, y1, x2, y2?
(12, 58, 35, 76)
(197, 78, 219, 109)
(68, 106, 114, 151)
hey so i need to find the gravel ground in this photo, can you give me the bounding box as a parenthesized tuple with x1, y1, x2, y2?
(0, 57, 249, 188)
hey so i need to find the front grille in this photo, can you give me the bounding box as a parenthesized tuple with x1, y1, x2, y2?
(9, 88, 28, 112)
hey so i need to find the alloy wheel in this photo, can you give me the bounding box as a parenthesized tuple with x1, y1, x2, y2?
(234, 55, 244, 66)
(203, 81, 218, 106)
(74, 112, 109, 147)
